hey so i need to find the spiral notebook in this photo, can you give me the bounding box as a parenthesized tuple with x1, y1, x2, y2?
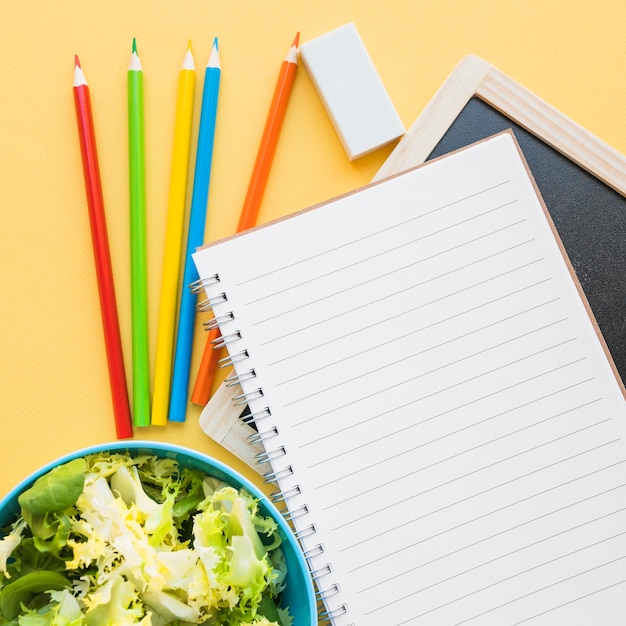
(192, 132, 626, 625)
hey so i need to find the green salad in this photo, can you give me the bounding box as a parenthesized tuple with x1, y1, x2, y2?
(0, 452, 292, 625)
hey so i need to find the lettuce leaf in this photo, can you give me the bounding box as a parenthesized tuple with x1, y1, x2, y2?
(0, 452, 292, 625)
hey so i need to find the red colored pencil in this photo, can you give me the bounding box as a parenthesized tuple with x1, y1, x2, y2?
(191, 33, 300, 406)
(73, 56, 133, 439)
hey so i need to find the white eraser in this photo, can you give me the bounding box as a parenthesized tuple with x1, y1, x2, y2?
(300, 23, 405, 160)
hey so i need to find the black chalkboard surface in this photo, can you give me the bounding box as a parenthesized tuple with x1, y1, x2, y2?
(426, 97, 626, 381)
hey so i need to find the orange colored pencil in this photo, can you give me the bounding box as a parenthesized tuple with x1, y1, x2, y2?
(191, 33, 300, 405)
(236, 32, 300, 231)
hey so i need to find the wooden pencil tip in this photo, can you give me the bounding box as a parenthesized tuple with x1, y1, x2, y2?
(182, 41, 195, 70)
(132, 37, 137, 54)
(73, 56, 87, 87)
(207, 37, 220, 68)
(292, 32, 300, 47)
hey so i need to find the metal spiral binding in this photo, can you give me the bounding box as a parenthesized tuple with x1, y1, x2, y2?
(196, 297, 213, 313)
(254, 445, 286, 465)
(310, 563, 332, 581)
(241, 406, 272, 426)
(217, 349, 249, 368)
(282, 504, 309, 522)
(294, 523, 316, 540)
(248, 425, 278, 445)
(225, 368, 256, 387)
(269, 483, 300, 503)
(202, 311, 234, 330)
(319, 605, 349, 620)
(233, 387, 264, 406)
(206, 295, 349, 624)
(316, 582, 339, 601)
(303, 547, 347, 621)
(262, 464, 293, 483)
(303, 543, 325, 560)
(196, 291, 228, 312)
(189, 273, 220, 294)
(258, 451, 348, 622)
(210, 330, 241, 349)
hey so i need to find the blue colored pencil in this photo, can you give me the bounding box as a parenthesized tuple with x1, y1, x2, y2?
(169, 38, 221, 422)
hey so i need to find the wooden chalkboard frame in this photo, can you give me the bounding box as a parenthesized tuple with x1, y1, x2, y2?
(375, 55, 626, 192)
(199, 54, 626, 471)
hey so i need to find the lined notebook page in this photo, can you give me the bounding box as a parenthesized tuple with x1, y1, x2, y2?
(193, 133, 626, 625)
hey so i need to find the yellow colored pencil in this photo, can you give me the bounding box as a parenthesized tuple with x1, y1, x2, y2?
(151, 42, 196, 426)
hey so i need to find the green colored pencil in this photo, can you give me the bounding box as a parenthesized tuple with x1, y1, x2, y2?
(128, 37, 150, 426)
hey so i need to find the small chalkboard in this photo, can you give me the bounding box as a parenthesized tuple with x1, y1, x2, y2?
(201, 55, 626, 469)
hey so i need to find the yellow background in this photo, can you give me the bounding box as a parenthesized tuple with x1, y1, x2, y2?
(2, 0, 625, 496)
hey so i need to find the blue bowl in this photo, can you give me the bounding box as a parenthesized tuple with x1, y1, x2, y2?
(0, 441, 316, 625)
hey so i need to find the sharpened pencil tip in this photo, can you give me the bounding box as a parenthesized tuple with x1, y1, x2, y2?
(182, 42, 195, 70)
(129, 39, 143, 71)
(207, 37, 220, 68)
(73, 56, 87, 87)
(292, 32, 300, 47)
